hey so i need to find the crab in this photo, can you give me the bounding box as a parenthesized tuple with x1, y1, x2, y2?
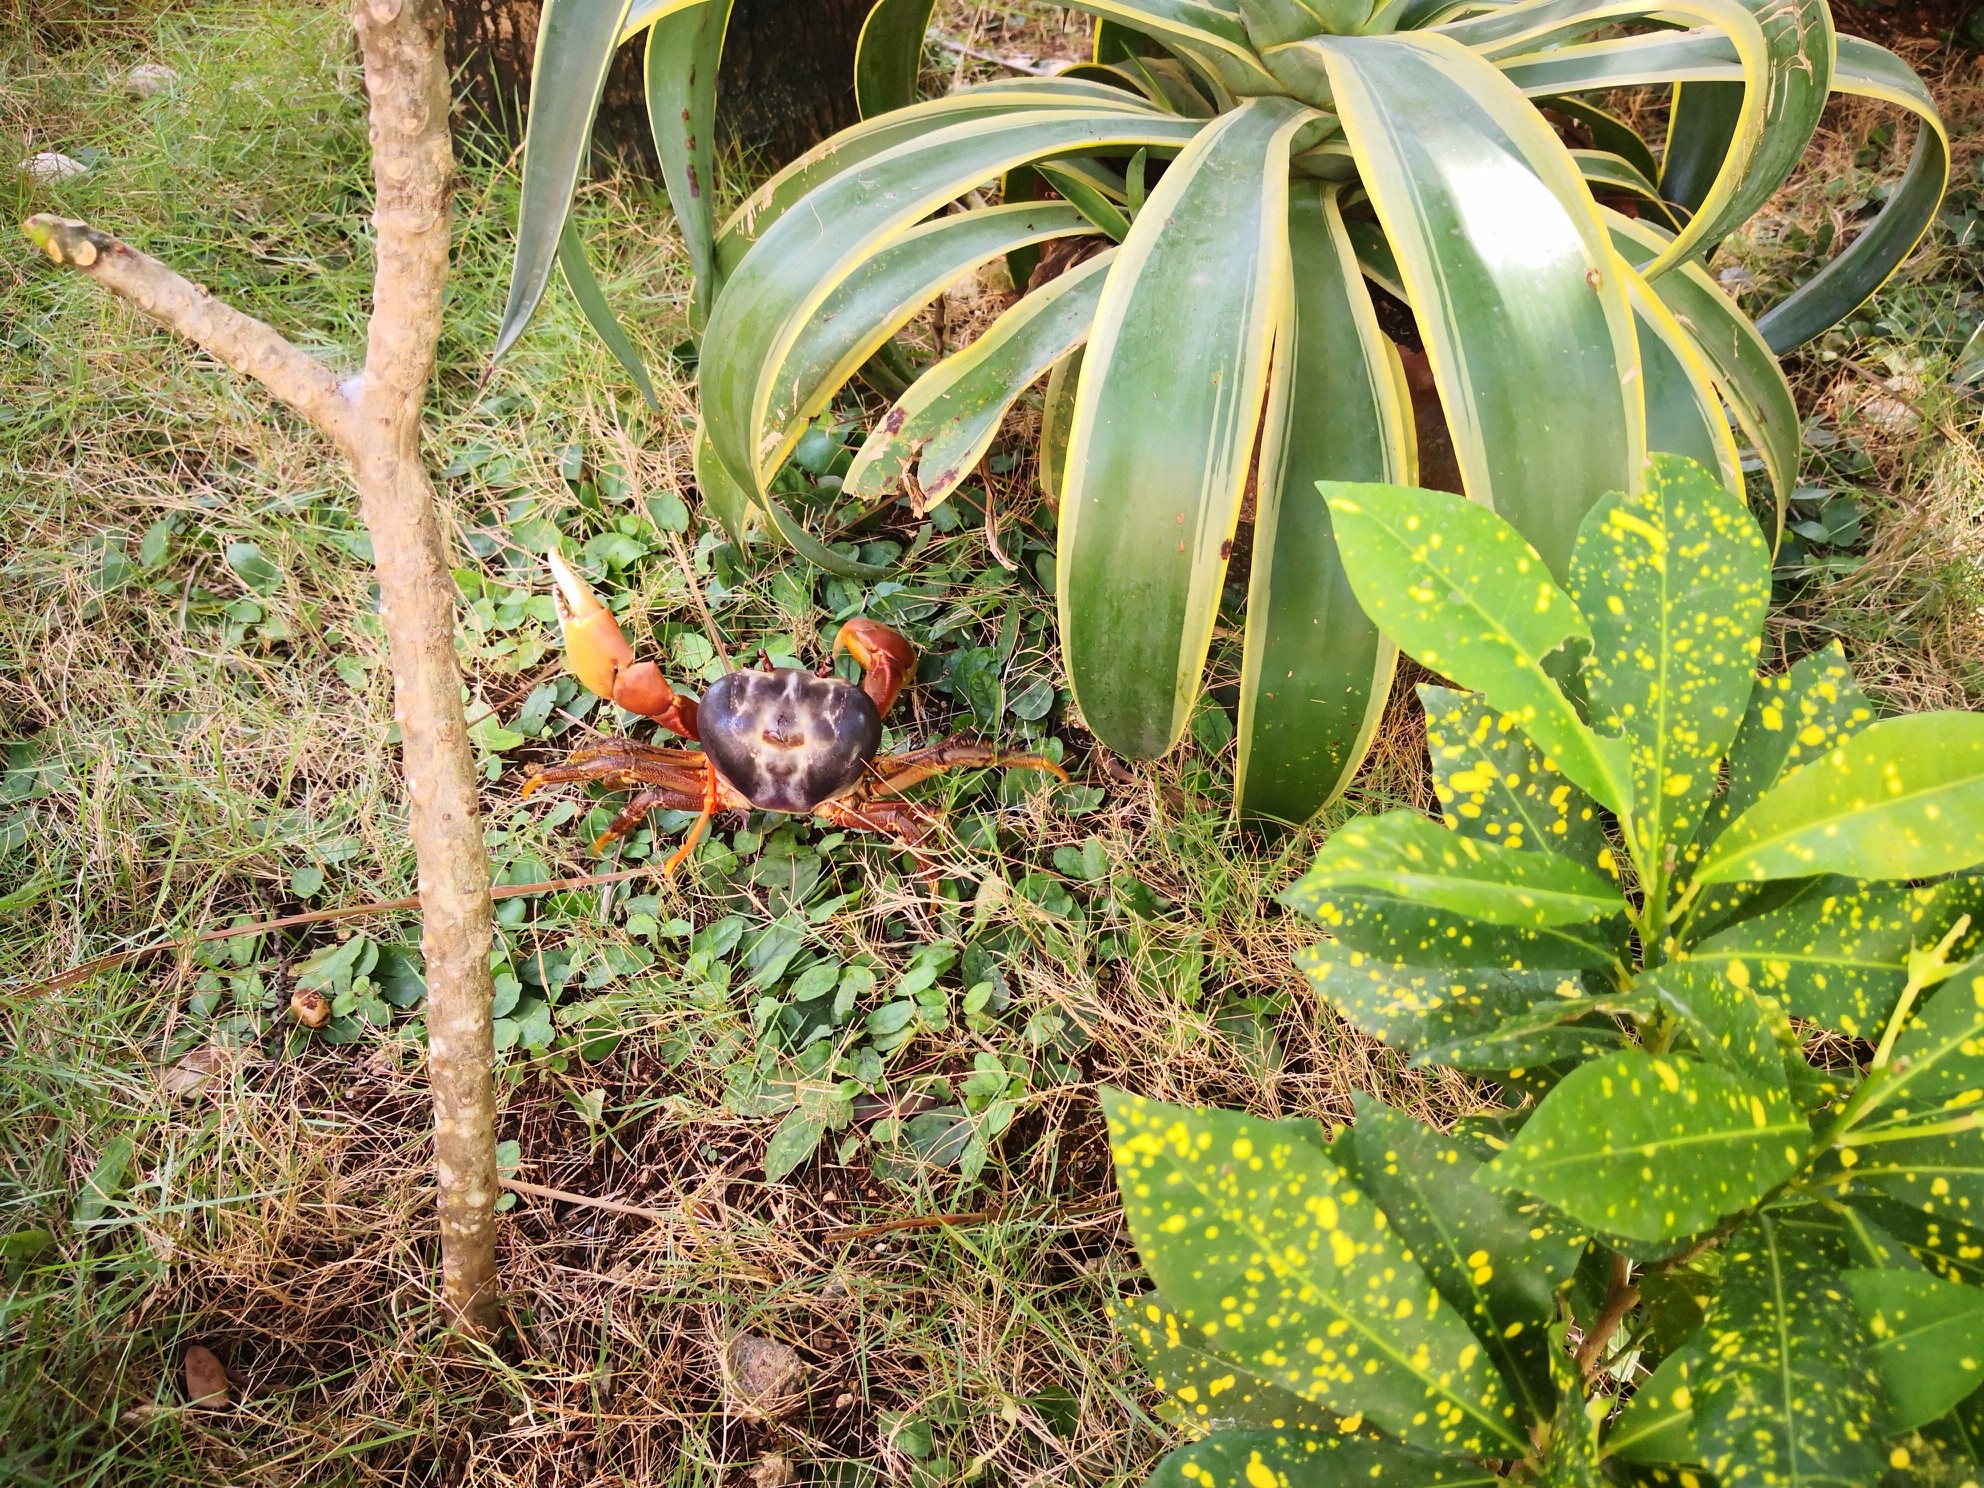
(520, 553, 1069, 882)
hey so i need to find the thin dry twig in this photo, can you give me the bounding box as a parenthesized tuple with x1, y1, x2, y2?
(500, 1177, 677, 1226)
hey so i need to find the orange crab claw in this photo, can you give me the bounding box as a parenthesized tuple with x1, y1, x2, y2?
(546, 551, 699, 739)
(547, 550, 635, 701)
(835, 618, 916, 717)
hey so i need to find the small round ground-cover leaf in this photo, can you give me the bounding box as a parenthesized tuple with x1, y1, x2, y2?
(1297, 810, 1628, 928)
(1842, 1268, 1984, 1431)
(1103, 1089, 1526, 1457)
(1143, 1427, 1499, 1487)
(1483, 1049, 1806, 1241)
(1695, 1211, 1887, 1487)
(1696, 713, 1984, 886)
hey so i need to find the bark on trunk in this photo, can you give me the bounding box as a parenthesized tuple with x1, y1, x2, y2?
(23, 0, 502, 1331)
(446, 0, 873, 170)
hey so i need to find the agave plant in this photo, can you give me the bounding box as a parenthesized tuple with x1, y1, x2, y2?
(688, 0, 1944, 826)
(492, 0, 943, 386)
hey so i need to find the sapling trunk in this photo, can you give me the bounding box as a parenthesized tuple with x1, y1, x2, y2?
(22, 0, 500, 1328)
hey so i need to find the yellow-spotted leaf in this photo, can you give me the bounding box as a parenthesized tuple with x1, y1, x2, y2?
(1694, 1211, 1887, 1487)
(1287, 881, 1627, 970)
(1293, 949, 1586, 1052)
(1298, 810, 1627, 928)
(1609, 1338, 1708, 1465)
(1695, 713, 1984, 886)
(1484, 1050, 1806, 1242)
(1826, 1128, 1984, 1229)
(1568, 454, 1770, 870)
(1842, 1269, 1984, 1431)
(1103, 1089, 1527, 1456)
(1411, 993, 1635, 1072)
(1847, 956, 1984, 1128)
(1320, 481, 1634, 816)
(1638, 959, 1789, 1094)
(1419, 685, 1610, 870)
(1345, 1096, 1585, 1425)
(1143, 1428, 1499, 1487)
(1692, 643, 1876, 867)
(1845, 1196, 1984, 1287)
(1111, 1290, 1341, 1438)
(1691, 875, 1984, 1039)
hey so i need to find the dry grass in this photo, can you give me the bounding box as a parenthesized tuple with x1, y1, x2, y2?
(4, 2, 1983, 1484)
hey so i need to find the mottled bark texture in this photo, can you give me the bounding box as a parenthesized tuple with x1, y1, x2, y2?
(446, 0, 873, 169)
(23, 0, 500, 1329)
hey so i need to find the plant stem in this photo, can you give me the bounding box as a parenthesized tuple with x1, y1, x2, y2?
(1574, 1252, 1638, 1379)
(21, 0, 500, 1330)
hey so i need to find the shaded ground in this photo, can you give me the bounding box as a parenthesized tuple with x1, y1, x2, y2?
(2, 2, 1981, 1484)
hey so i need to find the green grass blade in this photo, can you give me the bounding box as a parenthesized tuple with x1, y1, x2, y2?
(1058, 95, 1313, 759)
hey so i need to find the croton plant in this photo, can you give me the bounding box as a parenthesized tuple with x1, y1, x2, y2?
(1105, 455, 1984, 1485)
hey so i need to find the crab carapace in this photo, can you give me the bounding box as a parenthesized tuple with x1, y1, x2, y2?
(520, 553, 1069, 882)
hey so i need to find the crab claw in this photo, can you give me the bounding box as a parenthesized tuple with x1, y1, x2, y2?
(545, 552, 700, 738)
(547, 550, 635, 702)
(836, 618, 917, 717)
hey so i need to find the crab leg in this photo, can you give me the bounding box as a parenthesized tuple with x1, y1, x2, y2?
(660, 757, 721, 878)
(859, 739, 1070, 802)
(548, 550, 701, 740)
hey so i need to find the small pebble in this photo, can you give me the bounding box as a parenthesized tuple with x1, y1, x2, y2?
(125, 63, 178, 97)
(19, 152, 89, 184)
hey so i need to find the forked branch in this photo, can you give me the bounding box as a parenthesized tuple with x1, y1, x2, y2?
(21, 0, 499, 1329)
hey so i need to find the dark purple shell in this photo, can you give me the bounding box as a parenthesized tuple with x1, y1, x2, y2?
(699, 668, 882, 812)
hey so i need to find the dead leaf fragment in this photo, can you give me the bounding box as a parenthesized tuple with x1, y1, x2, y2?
(182, 1344, 229, 1408)
(720, 1333, 807, 1421)
(158, 1044, 233, 1098)
(290, 988, 330, 1028)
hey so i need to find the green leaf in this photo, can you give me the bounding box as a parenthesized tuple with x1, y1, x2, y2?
(1829, 1127, 1984, 1229)
(1694, 1210, 1887, 1487)
(496, 0, 639, 357)
(1287, 882, 1625, 971)
(1691, 875, 1984, 1039)
(1569, 454, 1769, 866)
(556, 221, 659, 407)
(1696, 713, 1984, 886)
(1627, 274, 1745, 493)
(1485, 1049, 1806, 1242)
(1419, 685, 1610, 869)
(224, 541, 281, 596)
(1104, 1089, 1526, 1455)
(764, 1108, 825, 1182)
(1297, 810, 1626, 929)
(1321, 481, 1633, 815)
(643, 0, 733, 323)
(1842, 1269, 1984, 1432)
(74, 1135, 135, 1226)
(1294, 949, 1586, 1052)
(854, 0, 938, 117)
(1610, 1338, 1709, 1464)
(1854, 956, 1984, 1125)
(1143, 1428, 1498, 1487)
(1059, 95, 1315, 759)
(1111, 1290, 1341, 1437)
(1306, 30, 1642, 578)
(1345, 1096, 1585, 1425)
(1845, 1196, 1984, 1287)
(1411, 994, 1633, 1073)
(1235, 184, 1407, 826)
(845, 250, 1112, 510)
